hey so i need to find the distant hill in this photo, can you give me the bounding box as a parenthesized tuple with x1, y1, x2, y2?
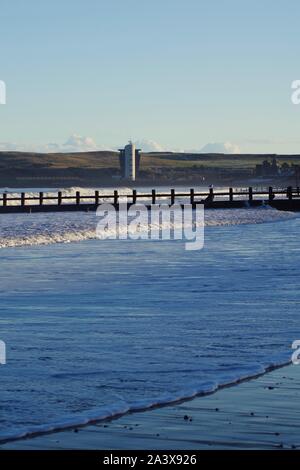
(0, 150, 299, 187)
(0, 150, 119, 170)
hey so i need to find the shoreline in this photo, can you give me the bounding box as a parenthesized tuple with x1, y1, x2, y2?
(0, 361, 292, 449)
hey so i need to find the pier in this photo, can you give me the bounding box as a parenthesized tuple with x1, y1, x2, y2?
(0, 186, 300, 213)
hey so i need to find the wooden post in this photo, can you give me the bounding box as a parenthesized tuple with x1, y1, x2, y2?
(39, 192, 43, 206)
(171, 188, 175, 205)
(21, 192, 25, 207)
(58, 191, 62, 206)
(95, 190, 99, 205)
(190, 188, 194, 205)
(229, 187, 233, 202)
(248, 187, 253, 202)
(287, 186, 293, 201)
(268, 186, 274, 201)
(132, 189, 137, 204)
(152, 189, 156, 205)
(114, 190, 118, 205)
(76, 191, 80, 205)
(209, 187, 214, 200)
(3, 193, 7, 207)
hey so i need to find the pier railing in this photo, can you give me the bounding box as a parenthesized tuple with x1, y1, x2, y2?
(0, 186, 299, 212)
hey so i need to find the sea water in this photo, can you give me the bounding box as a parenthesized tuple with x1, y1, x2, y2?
(0, 208, 299, 441)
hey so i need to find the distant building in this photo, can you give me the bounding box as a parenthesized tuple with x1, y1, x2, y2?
(255, 157, 279, 177)
(119, 141, 141, 181)
(255, 157, 295, 178)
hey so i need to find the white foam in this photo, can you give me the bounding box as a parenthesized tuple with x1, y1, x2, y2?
(205, 205, 297, 226)
(0, 357, 290, 444)
(0, 203, 297, 250)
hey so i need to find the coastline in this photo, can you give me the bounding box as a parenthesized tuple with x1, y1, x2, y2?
(1, 362, 300, 450)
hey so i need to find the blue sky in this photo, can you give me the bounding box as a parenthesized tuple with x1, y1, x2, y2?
(1, 0, 300, 153)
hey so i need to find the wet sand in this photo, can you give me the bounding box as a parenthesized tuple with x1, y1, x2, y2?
(1, 363, 300, 450)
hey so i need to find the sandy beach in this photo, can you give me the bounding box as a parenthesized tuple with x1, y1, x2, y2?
(1, 363, 299, 450)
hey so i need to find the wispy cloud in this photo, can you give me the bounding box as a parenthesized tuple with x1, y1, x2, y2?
(133, 139, 166, 152)
(0, 136, 244, 154)
(0, 134, 106, 153)
(199, 142, 241, 154)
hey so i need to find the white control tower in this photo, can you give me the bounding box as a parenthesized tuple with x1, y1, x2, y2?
(119, 141, 141, 181)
